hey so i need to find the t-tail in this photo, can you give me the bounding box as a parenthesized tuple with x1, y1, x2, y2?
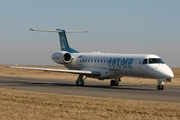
(30, 28, 87, 53)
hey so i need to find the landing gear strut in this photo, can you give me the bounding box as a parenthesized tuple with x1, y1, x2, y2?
(76, 74, 87, 86)
(110, 78, 121, 86)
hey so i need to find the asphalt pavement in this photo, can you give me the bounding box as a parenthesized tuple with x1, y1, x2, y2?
(0, 76, 179, 102)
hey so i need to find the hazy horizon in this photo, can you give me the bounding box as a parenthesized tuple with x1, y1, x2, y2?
(0, 1, 180, 67)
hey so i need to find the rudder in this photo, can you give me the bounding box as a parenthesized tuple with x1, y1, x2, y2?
(57, 29, 79, 53)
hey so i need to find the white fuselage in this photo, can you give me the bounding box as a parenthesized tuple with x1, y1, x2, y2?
(23, 28, 174, 90)
(53, 52, 174, 80)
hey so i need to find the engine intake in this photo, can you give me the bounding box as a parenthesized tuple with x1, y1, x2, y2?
(51, 51, 72, 64)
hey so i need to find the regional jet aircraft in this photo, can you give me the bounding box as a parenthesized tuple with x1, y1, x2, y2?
(10, 28, 174, 90)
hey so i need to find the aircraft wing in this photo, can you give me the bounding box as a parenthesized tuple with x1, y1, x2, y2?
(10, 66, 101, 76)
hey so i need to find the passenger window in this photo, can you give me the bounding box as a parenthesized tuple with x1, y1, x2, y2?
(91, 59, 93, 62)
(142, 59, 148, 64)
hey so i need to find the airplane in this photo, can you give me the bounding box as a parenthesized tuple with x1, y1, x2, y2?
(10, 28, 174, 90)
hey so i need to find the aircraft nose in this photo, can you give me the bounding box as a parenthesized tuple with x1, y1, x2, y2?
(165, 68, 174, 78)
(159, 65, 174, 78)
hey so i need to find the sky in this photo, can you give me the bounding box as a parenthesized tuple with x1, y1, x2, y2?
(0, 0, 180, 67)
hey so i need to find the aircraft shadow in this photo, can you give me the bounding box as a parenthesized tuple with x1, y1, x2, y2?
(0, 80, 155, 91)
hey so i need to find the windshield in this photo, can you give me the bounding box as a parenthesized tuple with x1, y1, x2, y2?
(142, 58, 164, 64)
(142, 59, 148, 64)
(149, 58, 164, 64)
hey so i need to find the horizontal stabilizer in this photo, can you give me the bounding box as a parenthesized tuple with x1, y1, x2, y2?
(30, 28, 87, 33)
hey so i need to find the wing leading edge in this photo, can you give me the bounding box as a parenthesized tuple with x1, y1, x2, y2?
(10, 66, 101, 76)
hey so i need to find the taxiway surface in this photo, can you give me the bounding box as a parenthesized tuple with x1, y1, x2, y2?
(0, 76, 179, 102)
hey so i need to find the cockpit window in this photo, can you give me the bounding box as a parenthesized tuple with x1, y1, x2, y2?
(142, 59, 148, 64)
(142, 58, 164, 65)
(149, 58, 164, 64)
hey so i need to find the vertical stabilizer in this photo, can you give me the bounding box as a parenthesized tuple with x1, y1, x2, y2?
(30, 28, 87, 53)
(56, 29, 79, 53)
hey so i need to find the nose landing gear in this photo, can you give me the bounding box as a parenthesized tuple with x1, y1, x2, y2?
(157, 78, 165, 90)
(157, 85, 164, 90)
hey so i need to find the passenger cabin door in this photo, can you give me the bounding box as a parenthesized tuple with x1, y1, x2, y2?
(140, 59, 148, 77)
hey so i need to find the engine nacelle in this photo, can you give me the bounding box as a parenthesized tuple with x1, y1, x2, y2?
(51, 51, 72, 64)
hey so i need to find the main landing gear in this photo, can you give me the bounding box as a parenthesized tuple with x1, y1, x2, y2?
(76, 74, 87, 86)
(157, 79, 165, 90)
(110, 78, 121, 86)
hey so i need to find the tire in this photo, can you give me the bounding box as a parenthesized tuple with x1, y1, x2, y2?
(76, 81, 79, 86)
(115, 81, 119, 86)
(81, 81, 84, 86)
(160, 85, 164, 90)
(76, 80, 84, 86)
(110, 80, 115, 86)
(157, 85, 160, 90)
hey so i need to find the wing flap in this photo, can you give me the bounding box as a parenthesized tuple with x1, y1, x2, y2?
(10, 66, 101, 76)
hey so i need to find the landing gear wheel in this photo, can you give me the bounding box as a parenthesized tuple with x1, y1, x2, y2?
(76, 81, 79, 86)
(157, 85, 164, 90)
(160, 85, 164, 90)
(157, 85, 160, 90)
(76, 80, 84, 86)
(157, 79, 165, 90)
(115, 81, 119, 86)
(115, 78, 120, 86)
(76, 74, 85, 86)
(115, 83, 119, 86)
(110, 80, 115, 86)
(110, 79, 120, 86)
